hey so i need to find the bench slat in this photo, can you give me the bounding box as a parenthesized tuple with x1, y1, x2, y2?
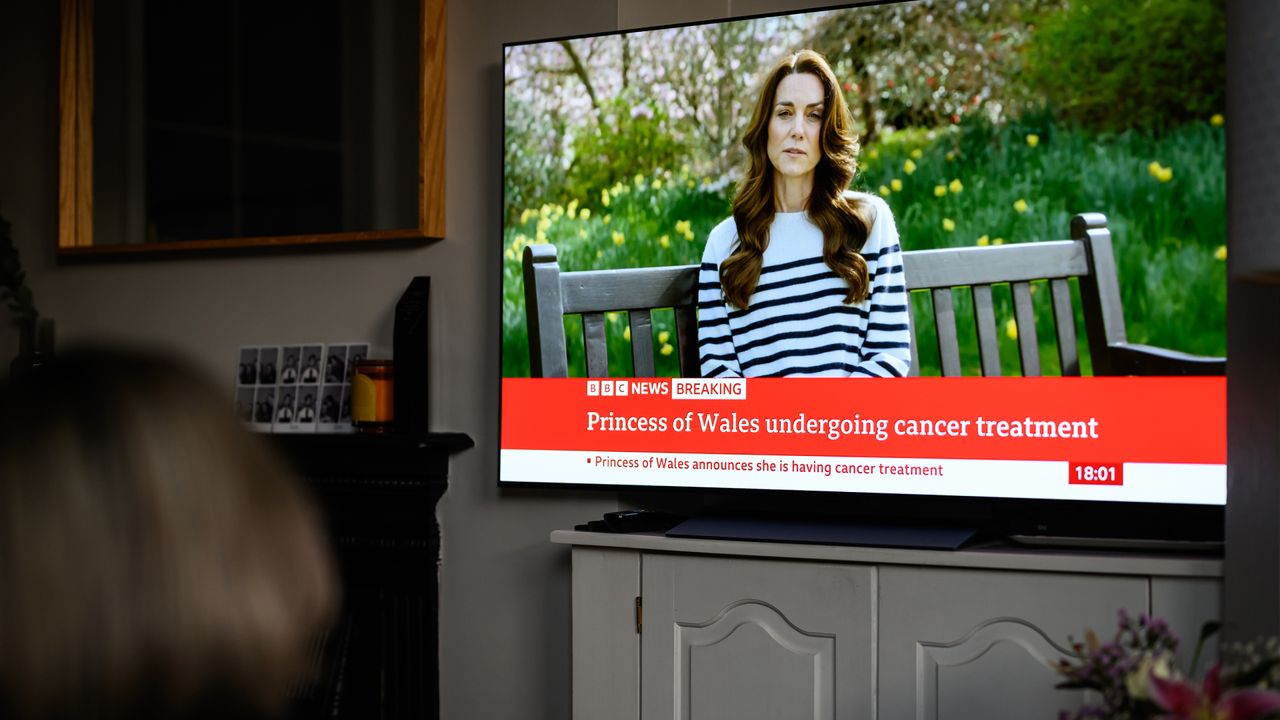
(971, 284, 1002, 377)
(932, 288, 962, 377)
(561, 266, 698, 314)
(907, 305, 921, 377)
(629, 310, 655, 377)
(905, 241, 1088, 289)
(1050, 278, 1080, 376)
(582, 312, 608, 377)
(674, 305, 699, 378)
(1012, 281, 1041, 376)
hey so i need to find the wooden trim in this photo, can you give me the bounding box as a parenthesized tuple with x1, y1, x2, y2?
(58, 0, 93, 249)
(57, 0, 446, 259)
(56, 229, 435, 259)
(420, 0, 446, 237)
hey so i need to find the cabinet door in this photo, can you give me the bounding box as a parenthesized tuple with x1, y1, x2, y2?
(573, 547, 641, 720)
(641, 554, 874, 720)
(878, 566, 1148, 720)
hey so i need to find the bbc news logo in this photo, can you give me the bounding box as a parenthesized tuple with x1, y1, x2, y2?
(585, 378, 744, 400)
(586, 380, 628, 396)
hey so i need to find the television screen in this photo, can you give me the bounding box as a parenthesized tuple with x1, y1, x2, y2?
(499, 0, 1226, 511)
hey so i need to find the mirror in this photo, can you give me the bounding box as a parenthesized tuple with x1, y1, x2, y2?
(57, 0, 444, 256)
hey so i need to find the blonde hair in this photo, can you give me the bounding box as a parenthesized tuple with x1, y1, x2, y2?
(0, 348, 337, 720)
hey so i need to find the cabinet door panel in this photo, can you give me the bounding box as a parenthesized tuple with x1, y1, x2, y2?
(572, 547, 641, 720)
(642, 555, 873, 720)
(879, 566, 1148, 720)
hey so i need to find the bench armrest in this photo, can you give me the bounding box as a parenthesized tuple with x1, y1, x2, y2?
(1107, 342, 1226, 376)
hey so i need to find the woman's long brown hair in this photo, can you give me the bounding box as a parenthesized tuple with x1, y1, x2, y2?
(720, 49, 872, 310)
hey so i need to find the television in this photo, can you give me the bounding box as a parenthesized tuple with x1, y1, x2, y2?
(498, 0, 1227, 543)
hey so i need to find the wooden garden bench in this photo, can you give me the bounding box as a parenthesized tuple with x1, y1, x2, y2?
(521, 213, 1225, 378)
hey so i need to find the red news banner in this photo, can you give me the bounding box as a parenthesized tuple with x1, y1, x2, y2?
(502, 377, 1224, 464)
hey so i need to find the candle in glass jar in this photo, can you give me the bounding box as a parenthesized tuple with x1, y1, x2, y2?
(351, 359, 394, 432)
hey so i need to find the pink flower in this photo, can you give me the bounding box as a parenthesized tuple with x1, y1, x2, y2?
(1150, 665, 1280, 719)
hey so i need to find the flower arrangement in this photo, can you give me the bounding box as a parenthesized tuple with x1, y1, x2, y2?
(1056, 611, 1280, 720)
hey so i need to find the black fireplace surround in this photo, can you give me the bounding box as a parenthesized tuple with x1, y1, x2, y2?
(275, 432, 472, 720)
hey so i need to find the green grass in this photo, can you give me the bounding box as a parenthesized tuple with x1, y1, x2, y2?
(501, 117, 1227, 377)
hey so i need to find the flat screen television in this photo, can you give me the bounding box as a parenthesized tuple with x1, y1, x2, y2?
(499, 0, 1227, 542)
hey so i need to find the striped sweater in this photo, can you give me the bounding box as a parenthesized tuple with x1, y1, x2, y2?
(697, 193, 912, 378)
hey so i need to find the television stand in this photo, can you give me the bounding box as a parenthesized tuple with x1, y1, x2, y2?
(553, 529, 1222, 719)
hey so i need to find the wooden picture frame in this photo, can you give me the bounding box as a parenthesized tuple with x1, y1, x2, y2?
(56, 0, 445, 257)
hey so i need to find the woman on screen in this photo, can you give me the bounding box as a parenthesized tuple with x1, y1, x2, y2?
(698, 49, 911, 378)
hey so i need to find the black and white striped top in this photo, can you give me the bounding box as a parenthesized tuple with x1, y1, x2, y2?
(697, 193, 912, 378)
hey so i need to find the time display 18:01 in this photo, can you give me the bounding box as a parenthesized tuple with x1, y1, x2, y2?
(1069, 462, 1123, 485)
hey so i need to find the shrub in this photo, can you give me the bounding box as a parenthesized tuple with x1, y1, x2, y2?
(1024, 0, 1225, 133)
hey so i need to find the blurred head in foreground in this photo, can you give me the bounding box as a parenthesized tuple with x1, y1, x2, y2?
(0, 348, 337, 720)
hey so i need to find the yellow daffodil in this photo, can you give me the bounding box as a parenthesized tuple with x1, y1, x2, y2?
(505, 248, 515, 260)
(536, 217, 551, 233)
(1211, 114, 1224, 127)
(513, 233, 529, 250)
(658, 331, 670, 344)
(601, 189, 611, 207)
(520, 208, 533, 225)
(612, 182, 625, 196)
(567, 199, 578, 218)
(993, 237, 1005, 245)
(1026, 134, 1040, 147)
(539, 204, 551, 218)
(603, 214, 611, 225)
(634, 173, 644, 187)
(911, 148, 923, 159)
(942, 218, 956, 232)
(702, 176, 712, 186)
(977, 235, 990, 246)
(535, 230, 546, 243)
(1013, 198, 1029, 213)
(612, 231, 625, 245)
(1005, 318, 1018, 340)
(578, 229, 588, 238)
(879, 185, 891, 197)
(652, 178, 663, 190)
(1147, 161, 1173, 182)
(579, 208, 591, 221)
(687, 179, 695, 188)
(675, 220, 691, 236)
(658, 235, 670, 248)
(1214, 245, 1227, 261)
(904, 159, 917, 175)
(891, 178, 903, 192)
(949, 178, 963, 193)
(946, 151, 956, 162)
(934, 185, 947, 198)
(623, 326, 631, 341)
(660, 343, 674, 356)
(868, 148, 880, 160)
(683, 228, 694, 241)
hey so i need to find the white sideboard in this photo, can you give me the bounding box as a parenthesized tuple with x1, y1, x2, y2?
(551, 530, 1222, 720)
